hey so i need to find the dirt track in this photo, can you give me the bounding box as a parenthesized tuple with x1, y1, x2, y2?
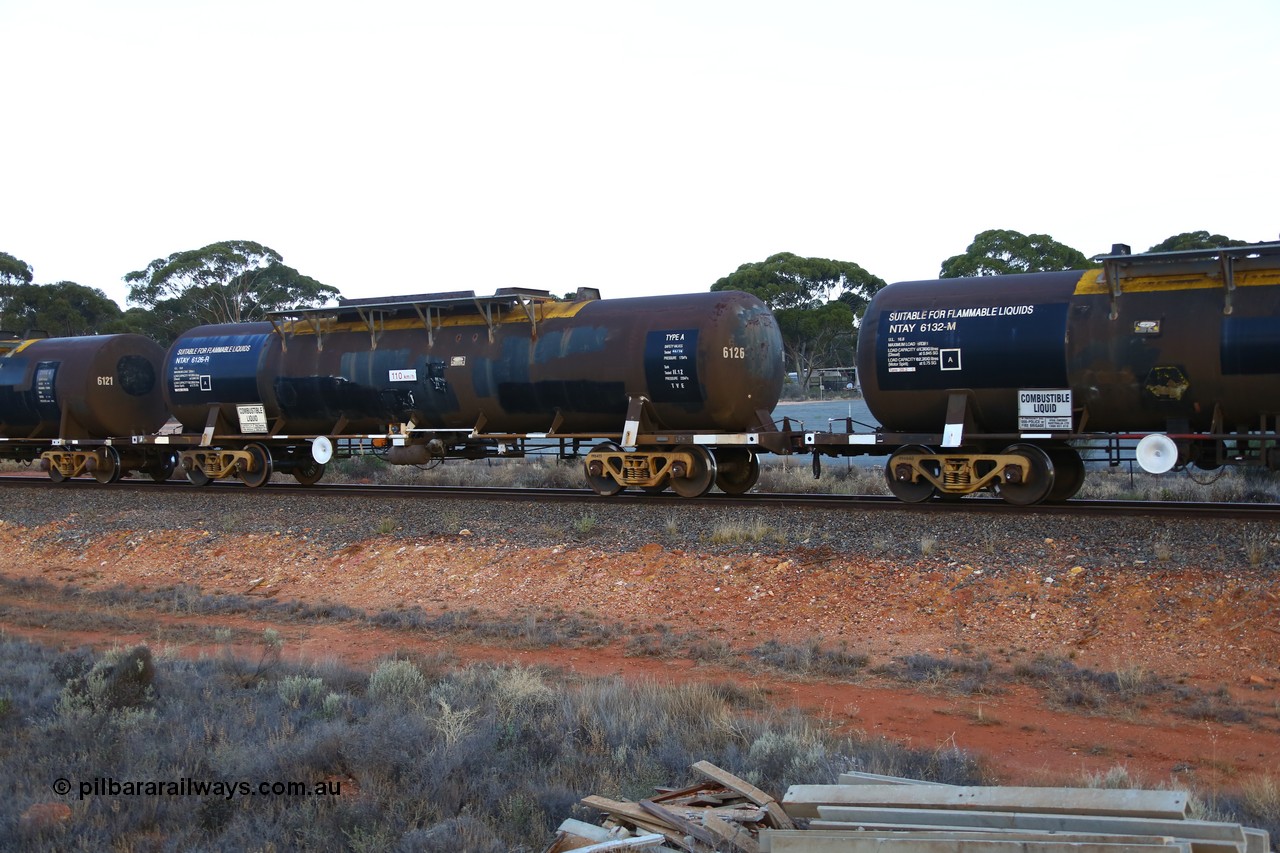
(1, 485, 1278, 789)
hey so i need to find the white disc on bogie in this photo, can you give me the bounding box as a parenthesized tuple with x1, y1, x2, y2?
(311, 436, 334, 465)
(1135, 433, 1178, 474)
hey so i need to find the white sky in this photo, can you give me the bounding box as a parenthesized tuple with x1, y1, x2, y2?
(3, 0, 1277, 309)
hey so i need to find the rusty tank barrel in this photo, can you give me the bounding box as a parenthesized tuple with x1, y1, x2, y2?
(163, 290, 784, 436)
(858, 246, 1280, 435)
(0, 334, 169, 439)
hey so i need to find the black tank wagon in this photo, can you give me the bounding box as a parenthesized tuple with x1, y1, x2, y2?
(836, 241, 1280, 504)
(158, 287, 785, 495)
(0, 333, 174, 482)
(7, 242, 1280, 506)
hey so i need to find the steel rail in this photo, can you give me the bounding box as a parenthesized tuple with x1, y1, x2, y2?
(2, 475, 1279, 520)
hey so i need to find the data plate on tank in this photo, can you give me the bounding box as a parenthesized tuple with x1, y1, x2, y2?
(877, 303, 1069, 390)
(1017, 389, 1072, 430)
(237, 404, 269, 434)
(644, 329, 700, 403)
(34, 362, 58, 405)
(1222, 316, 1280, 375)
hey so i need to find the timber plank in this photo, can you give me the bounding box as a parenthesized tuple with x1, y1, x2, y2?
(690, 761, 776, 804)
(838, 771, 956, 786)
(783, 784, 1189, 820)
(581, 796, 690, 849)
(811, 807, 1245, 853)
(568, 834, 669, 852)
(1243, 829, 1269, 853)
(786, 828, 1186, 846)
(702, 812, 761, 853)
(640, 800, 721, 850)
(767, 834, 1184, 852)
(690, 761, 796, 830)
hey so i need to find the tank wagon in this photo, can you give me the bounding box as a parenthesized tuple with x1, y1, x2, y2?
(0, 333, 175, 482)
(156, 287, 784, 496)
(832, 241, 1280, 504)
(8, 242, 1280, 506)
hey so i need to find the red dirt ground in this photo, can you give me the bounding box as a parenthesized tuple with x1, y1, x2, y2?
(1, 519, 1277, 791)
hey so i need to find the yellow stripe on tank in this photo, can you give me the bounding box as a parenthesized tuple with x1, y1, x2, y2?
(0, 339, 41, 357)
(1073, 267, 1280, 296)
(280, 298, 594, 337)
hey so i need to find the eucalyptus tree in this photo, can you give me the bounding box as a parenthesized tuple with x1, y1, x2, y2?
(125, 240, 338, 341)
(940, 229, 1093, 278)
(712, 252, 885, 390)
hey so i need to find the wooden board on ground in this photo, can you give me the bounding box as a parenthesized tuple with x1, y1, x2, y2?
(810, 807, 1247, 853)
(782, 784, 1190, 820)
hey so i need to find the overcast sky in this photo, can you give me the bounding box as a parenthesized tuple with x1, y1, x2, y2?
(3, 0, 1277, 309)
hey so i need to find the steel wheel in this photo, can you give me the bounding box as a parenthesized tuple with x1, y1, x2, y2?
(47, 465, 67, 483)
(996, 443, 1056, 506)
(713, 448, 760, 495)
(186, 465, 212, 487)
(583, 441, 624, 496)
(92, 446, 122, 484)
(670, 444, 717, 498)
(1045, 447, 1085, 502)
(238, 443, 274, 488)
(884, 445, 936, 503)
(293, 461, 326, 486)
(147, 453, 177, 483)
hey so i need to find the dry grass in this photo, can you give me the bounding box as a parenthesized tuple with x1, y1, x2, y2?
(709, 519, 782, 545)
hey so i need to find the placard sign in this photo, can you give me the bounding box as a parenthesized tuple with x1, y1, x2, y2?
(1017, 389, 1072, 430)
(643, 329, 700, 403)
(237, 404, 269, 434)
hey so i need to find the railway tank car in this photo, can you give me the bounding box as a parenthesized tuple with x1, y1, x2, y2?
(161, 288, 784, 496)
(853, 241, 1280, 505)
(0, 333, 172, 482)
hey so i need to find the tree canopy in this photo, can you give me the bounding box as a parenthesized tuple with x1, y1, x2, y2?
(0, 281, 124, 337)
(712, 252, 884, 389)
(0, 251, 34, 288)
(711, 252, 885, 315)
(125, 240, 339, 338)
(1146, 231, 1248, 252)
(939, 229, 1093, 278)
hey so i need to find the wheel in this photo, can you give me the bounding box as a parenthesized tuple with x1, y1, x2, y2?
(713, 448, 760, 495)
(47, 465, 67, 483)
(639, 481, 668, 494)
(670, 445, 717, 498)
(1191, 441, 1223, 472)
(884, 445, 937, 503)
(1045, 447, 1085, 502)
(146, 453, 178, 483)
(186, 465, 213, 487)
(996, 443, 1056, 506)
(238, 443, 273, 488)
(92, 446, 121, 485)
(583, 441, 624, 496)
(293, 461, 326, 486)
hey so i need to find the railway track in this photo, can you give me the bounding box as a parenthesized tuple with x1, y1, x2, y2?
(4, 474, 1280, 520)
